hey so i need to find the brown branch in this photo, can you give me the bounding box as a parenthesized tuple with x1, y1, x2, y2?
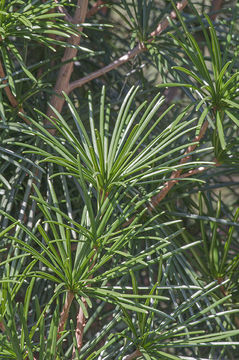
(0, 61, 18, 108)
(46, 0, 88, 118)
(123, 349, 142, 360)
(68, 0, 188, 93)
(148, 0, 188, 39)
(123, 149, 215, 228)
(123, 121, 213, 228)
(57, 291, 75, 339)
(0, 321, 5, 332)
(68, 44, 144, 92)
(141, 0, 223, 210)
(179, 158, 220, 179)
(123, 119, 211, 227)
(0, 48, 30, 125)
(86, 0, 106, 18)
(180, 166, 210, 179)
(210, 0, 223, 21)
(55, 0, 105, 21)
(72, 296, 87, 359)
(150, 120, 209, 209)
(72, 254, 96, 359)
(235, 316, 239, 329)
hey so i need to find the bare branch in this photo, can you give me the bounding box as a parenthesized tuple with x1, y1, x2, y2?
(46, 0, 88, 118)
(149, 0, 188, 39)
(57, 291, 75, 339)
(210, 0, 223, 21)
(72, 297, 87, 359)
(68, 0, 188, 92)
(69, 44, 144, 92)
(180, 157, 221, 179)
(87, 0, 106, 18)
(123, 120, 211, 229)
(150, 120, 209, 209)
(180, 166, 210, 178)
(72, 254, 96, 358)
(0, 321, 5, 332)
(138, 0, 224, 210)
(0, 60, 18, 108)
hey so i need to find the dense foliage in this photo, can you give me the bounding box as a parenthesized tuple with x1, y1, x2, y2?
(0, 0, 239, 359)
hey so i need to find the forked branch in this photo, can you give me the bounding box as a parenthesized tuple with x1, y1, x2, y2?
(68, 0, 188, 92)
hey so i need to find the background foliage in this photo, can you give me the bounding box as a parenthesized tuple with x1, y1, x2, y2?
(0, 0, 239, 359)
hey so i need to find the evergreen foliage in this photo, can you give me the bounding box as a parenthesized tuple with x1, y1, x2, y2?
(0, 1, 239, 359)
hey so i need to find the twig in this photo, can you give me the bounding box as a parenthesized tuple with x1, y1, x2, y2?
(180, 166, 210, 178)
(68, 0, 188, 93)
(57, 291, 75, 339)
(150, 120, 209, 209)
(46, 0, 88, 118)
(72, 297, 87, 359)
(146, 0, 225, 210)
(69, 44, 144, 92)
(123, 120, 210, 228)
(180, 157, 220, 179)
(148, 0, 187, 39)
(72, 254, 96, 359)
